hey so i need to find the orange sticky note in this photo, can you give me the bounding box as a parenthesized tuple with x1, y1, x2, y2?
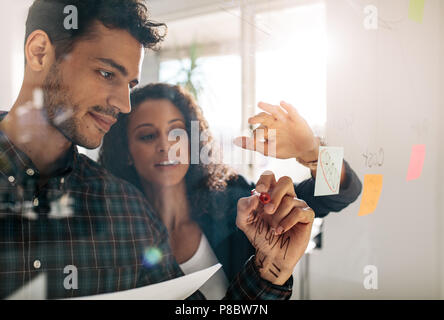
(406, 144, 426, 181)
(358, 174, 383, 216)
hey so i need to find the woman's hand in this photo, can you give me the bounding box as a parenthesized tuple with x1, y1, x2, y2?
(236, 171, 315, 285)
(234, 101, 320, 162)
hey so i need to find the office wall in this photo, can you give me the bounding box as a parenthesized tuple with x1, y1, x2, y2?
(309, 0, 443, 299)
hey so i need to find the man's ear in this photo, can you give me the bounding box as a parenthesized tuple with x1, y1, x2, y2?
(25, 30, 55, 72)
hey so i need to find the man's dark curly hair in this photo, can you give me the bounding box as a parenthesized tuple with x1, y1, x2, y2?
(25, 0, 166, 62)
(99, 83, 238, 218)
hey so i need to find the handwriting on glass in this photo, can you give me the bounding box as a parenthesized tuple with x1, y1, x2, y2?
(248, 209, 290, 261)
(362, 148, 384, 168)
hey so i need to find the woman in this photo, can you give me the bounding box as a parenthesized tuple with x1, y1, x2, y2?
(99, 83, 362, 299)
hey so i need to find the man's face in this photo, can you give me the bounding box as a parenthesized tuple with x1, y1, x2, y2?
(43, 22, 144, 149)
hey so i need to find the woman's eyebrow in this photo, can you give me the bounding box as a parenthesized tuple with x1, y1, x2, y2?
(133, 119, 184, 132)
(134, 123, 154, 130)
(168, 119, 185, 124)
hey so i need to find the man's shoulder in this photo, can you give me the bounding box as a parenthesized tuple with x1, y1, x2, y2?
(74, 153, 161, 224)
(74, 152, 143, 196)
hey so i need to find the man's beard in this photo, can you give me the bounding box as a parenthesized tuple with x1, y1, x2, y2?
(42, 63, 99, 149)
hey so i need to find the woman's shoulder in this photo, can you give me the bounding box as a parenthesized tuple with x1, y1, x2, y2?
(191, 174, 254, 223)
(226, 174, 253, 189)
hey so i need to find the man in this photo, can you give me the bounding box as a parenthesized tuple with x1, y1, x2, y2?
(0, 0, 316, 299)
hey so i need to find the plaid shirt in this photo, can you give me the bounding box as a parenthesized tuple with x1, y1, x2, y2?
(0, 112, 291, 300)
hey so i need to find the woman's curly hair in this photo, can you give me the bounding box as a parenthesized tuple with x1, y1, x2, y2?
(99, 83, 238, 217)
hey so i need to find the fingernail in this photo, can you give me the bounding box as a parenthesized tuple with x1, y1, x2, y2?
(276, 226, 284, 235)
(256, 184, 266, 193)
(264, 203, 274, 212)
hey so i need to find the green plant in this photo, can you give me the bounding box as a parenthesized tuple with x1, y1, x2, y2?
(176, 42, 202, 100)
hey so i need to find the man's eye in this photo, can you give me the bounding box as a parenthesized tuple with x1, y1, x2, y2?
(99, 70, 114, 80)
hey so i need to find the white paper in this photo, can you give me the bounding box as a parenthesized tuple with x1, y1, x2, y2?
(7, 273, 47, 300)
(70, 263, 222, 300)
(314, 146, 344, 196)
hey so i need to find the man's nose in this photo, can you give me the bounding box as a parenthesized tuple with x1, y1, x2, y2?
(108, 87, 131, 114)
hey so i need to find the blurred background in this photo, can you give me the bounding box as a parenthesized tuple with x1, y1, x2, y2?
(1, 0, 443, 299)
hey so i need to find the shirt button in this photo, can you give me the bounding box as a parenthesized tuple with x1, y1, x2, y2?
(33, 198, 39, 207)
(26, 168, 35, 176)
(33, 260, 41, 269)
(8, 176, 15, 183)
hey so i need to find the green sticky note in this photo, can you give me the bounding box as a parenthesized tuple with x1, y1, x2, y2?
(409, 0, 425, 23)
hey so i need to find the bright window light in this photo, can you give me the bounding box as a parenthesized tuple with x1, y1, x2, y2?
(253, 2, 327, 181)
(160, 55, 242, 168)
(159, 2, 327, 181)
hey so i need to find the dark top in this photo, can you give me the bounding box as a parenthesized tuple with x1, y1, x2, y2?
(0, 126, 188, 299)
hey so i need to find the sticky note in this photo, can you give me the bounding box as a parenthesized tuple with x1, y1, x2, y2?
(314, 146, 344, 196)
(408, 0, 425, 23)
(358, 174, 383, 216)
(406, 144, 426, 181)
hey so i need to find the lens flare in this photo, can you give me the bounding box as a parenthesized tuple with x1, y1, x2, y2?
(142, 247, 162, 268)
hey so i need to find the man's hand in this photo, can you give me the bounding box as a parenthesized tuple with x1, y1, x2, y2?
(236, 171, 315, 285)
(233, 101, 320, 162)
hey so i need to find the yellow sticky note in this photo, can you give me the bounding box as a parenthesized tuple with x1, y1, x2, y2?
(408, 0, 425, 23)
(358, 174, 383, 216)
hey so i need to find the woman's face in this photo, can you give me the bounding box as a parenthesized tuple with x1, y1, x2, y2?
(127, 99, 190, 188)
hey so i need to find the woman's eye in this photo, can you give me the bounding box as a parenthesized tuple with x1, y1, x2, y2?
(169, 127, 187, 136)
(99, 70, 114, 80)
(140, 134, 156, 141)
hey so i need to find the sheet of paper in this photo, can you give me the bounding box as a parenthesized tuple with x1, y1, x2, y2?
(71, 263, 222, 300)
(7, 273, 47, 300)
(408, 0, 425, 23)
(406, 144, 426, 181)
(314, 146, 344, 196)
(358, 174, 383, 216)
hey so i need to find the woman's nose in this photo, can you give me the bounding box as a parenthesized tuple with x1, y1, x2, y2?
(156, 135, 171, 153)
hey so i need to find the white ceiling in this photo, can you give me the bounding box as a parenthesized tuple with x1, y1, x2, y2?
(159, 9, 241, 52)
